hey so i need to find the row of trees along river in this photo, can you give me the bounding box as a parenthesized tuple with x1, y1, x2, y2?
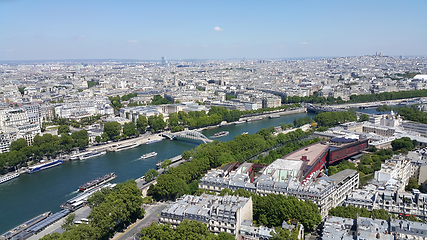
(0, 104, 302, 174)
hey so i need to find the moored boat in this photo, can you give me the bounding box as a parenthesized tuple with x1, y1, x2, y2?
(78, 172, 116, 192)
(0, 212, 51, 240)
(26, 159, 63, 174)
(70, 151, 89, 160)
(114, 142, 140, 152)
(0, 172, 20, 184)
(246, 117, 263, 122)
(79, 151, 106, 160)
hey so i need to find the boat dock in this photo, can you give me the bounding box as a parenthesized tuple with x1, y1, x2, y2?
(0, 212, 51, 240)
(61, 183, 116, 211)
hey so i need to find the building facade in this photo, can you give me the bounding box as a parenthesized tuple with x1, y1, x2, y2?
(322, 215, 427, 240)
(160, 194, 253, 238)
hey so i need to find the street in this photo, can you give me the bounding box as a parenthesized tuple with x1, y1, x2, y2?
(113, 203, 168, 240)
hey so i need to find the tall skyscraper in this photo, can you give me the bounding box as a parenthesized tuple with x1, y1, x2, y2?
(161, 56, 169, 67)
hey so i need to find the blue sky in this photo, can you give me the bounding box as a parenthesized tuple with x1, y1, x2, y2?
(1, 0, 426, 61)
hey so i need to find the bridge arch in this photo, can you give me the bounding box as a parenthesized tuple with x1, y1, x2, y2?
(163, 130, 213, 143)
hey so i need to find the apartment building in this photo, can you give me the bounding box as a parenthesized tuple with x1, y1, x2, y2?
(344, 189, 427, 219)
(402, 121, 427, 136)
(0, 108, 29, 128)
(199, 166, 359, 218)
(239, 220, 304, 240)
(374, 154, 412, 191)
(262, 97, 281, 108)
(322, 215, 427, 240)
(0, 134, 10, 153)
(160, 194, 253, 238)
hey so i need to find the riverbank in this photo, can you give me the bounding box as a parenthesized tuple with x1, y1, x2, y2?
(238, 107, 307, 121)
(0, 111, 316, 234)
(62, 133, 164, 161)
(191, 107, 307, 132)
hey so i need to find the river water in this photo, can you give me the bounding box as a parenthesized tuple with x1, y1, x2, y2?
(0, 112, 315, 233)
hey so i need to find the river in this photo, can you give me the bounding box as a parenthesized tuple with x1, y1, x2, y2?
(0, 112, 315, 233)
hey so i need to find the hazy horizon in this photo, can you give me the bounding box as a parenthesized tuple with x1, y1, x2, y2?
(1, 0, 426, 61)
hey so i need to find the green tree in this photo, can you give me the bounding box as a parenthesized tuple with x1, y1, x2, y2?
(109, 95, 123, 112)
(9, 138, 27, 151)
(39, 232, 63, 240)
(87, 81, 98, 88)
(140, 222, 176, 240)
(148, 114, 167, 132)
(89, 180, 144, 238)
(314, 111, 357, 127)
(270, 227, 298, 240)
(61, 213, 75, 231)
(161, 159, 172, 169)
(123, 122, 138, 137)
(359, 114, 369, 122)
(101, 132, 109, 142)
(58, 125, 70, 135)
(218, 232, 236, 240)
(329, 205, 392, 221)
(87, 187, 112, 208)
(136, 115, 148, 132)
(144, 168, 159, 182)
(175, 220, 216, 240)
(71, 130, 89, 149)
(226, 94, 236, 101)
(60, 134, 74, 152)
(95, 136, 101, 143)
(42, 181, 144, 240)
(182, 150, 193, 160)
(151, 95, 171, 105)
(18, 87, 25, 95)
(222, 189, 321, 231)
(121, 93, 137, 101)
(391, 137, 415, 151)
(148, 174, 188, 200)
(406, 177, 420, 191)
(103, 121, 121, 140)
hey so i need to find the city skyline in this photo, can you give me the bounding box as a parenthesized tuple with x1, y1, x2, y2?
(1, 0, 426, 61)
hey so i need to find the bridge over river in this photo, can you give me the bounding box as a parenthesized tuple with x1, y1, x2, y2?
(162, 130, 213, 143)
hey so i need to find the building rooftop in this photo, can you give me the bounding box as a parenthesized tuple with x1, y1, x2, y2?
(284, 142, 329, 166)
(328, 169, 358, 184)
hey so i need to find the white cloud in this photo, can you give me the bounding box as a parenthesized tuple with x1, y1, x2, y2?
(301, 42, 308, 45)
(214, 26, 223, 31)
(75, 35, 87, 40)
(127, 40, 138, 43)
(5, 49, 14, 52)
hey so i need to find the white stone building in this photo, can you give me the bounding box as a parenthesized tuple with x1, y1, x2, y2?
(160, 194, 253, 238)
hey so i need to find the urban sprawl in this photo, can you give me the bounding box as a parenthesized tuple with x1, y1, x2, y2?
(1, 54, 427, 240)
